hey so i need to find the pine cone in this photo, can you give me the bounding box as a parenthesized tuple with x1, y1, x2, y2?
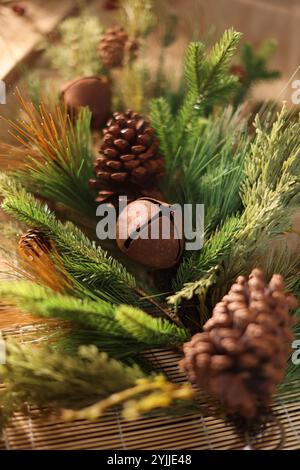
(179, 269, 298, 420)
(98, 27, 139, 69)
(103, 0, 119, 10)
(89, 110, 165, 204)
(230, 64, 247, 83)
(19, 229, 52, 259)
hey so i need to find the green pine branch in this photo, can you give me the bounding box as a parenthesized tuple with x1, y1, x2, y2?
(0, 342, 144, 428)
(149, 98, 174, 168)
(10, 105, 96, 218)
(42, 14, 105, 79)
(0, 174, 137, 305)
(174, 29, 241, 148)
(0, 280, 188, 349)
(170, 216, 241, 306)
(150, 29, 242, 172)
(116, 305, 189, 346)
(170, 107, 300, 311)
(234, 40, 281, 106)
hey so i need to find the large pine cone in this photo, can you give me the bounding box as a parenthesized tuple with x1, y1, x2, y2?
(98, 27, 138, 69)
(179, 269, 298, 420)
(89, 110, 165, 204)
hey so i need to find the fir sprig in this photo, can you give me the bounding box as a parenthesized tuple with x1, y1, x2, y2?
(233, 40, 281, 106)
(0, 174, 137, 305)
(116, 305, 189, 346)
(0, 342, 144, 428)
(0, 280, 188, 348)
(42, 14, 104, 79)
(150, 28, 242, 166)
(171, 108, 300, 310)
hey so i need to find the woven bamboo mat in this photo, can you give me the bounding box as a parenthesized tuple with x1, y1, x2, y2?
(1, 322, 300, 450)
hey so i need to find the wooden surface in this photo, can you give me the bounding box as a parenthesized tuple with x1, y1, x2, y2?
(0, 0, 75, 81)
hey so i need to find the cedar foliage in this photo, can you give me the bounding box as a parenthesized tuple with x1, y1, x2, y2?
(170, 108, 300, 313)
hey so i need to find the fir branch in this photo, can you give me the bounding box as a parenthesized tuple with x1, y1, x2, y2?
(0, 342, 144, 428)
(171, 216, 241, 304)
(42, 14, 104, 79)
(0, 174, 137, 305)
(0, 281, 188, 349)
(234, 40, 281, 106)
(0, 281, 119, 334)
(115, 305, 189, 346)
(118, 0, 155, 38)
(173, 29, 241, 150)
(214, 109, 300, 298)
(171, 108, 300, 310)
(149, 98, 174, 167)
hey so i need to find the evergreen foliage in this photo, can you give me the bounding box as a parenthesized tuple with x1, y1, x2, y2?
(0, 342, 144, 428)
(116, 305, 189, 346)
(171, 108, 300, 310)
(233, 40, 281, 106)
(0, 174, 137, 305)
(7, 99, 95, 217)
(42, 14, 104, 79)
(0, 280, 188, 349)
(150, 28, 242, 170)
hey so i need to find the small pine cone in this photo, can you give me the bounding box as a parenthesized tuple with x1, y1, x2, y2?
(89, 110, 165, 204)
(19, 229, 52, 259)
(179, 269, 298, 420)
(230, 64, 247, 83)
(103, 0, 119, 10)
(98, 27, 139, 69)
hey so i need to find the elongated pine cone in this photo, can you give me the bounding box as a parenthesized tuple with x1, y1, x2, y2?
(98, 27, 139, 69)
(179, 269, 298, 420)
(18, 229, 52, 260)
(89, 110, 165, 204)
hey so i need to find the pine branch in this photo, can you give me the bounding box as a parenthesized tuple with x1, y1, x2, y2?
(0, 280, 188, 349)
(170, 108, 300, 310)
(115, 305, 189, 346)
(149, 98, 174, 167)
(171, 216, 241, 305)
(213, 109, 300, 298)
(173, 29, 241, 150)
(42, 14, 104, 79)
(6, 95, 95, 217)
(234, 40, 281, 106)
(118, 0, 155, 38)
(0, 174, 137, 305)
(0, 342, 144, 428)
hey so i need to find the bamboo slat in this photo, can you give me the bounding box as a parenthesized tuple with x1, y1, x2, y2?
(1, 323, 300, 450)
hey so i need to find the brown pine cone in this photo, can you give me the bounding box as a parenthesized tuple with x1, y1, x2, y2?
(19, 229, 52, 259)
(103, 0, 119, 10)
(89, 110, 165, 204)
(179, 269, 298, 420)
(230, 64, 247, 83)
(98, 27, 139, 69)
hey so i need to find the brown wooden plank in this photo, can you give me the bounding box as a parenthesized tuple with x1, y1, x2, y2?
(0, 0, 76, 82)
